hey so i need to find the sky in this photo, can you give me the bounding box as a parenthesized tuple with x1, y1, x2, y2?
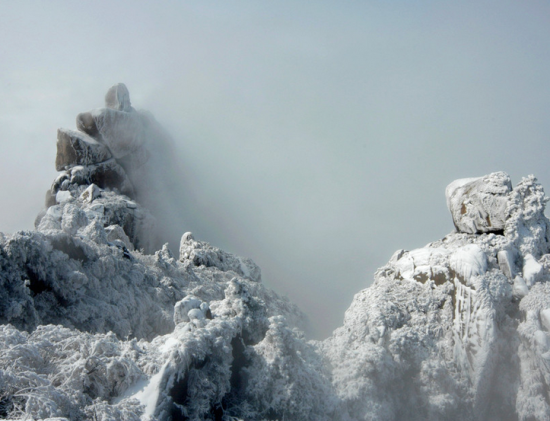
(1, 1, 550, 338)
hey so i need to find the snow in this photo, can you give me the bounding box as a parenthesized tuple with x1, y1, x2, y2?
(513, 276, 529, 298)
(130, 364, 167, 417)
(55, 190, 72, 204)
(523, 253, 543, 287)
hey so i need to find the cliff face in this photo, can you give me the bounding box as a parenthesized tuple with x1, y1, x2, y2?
(1, 85, 550, 421)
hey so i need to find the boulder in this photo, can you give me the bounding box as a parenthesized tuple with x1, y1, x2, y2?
(56, 128, 112, 171)
(76, 111, 99, 137)
(79, 184, 101, 203)
(446, 172, 512, 234)
(523, 253, 543, 287)
(104, 83, 132, 112)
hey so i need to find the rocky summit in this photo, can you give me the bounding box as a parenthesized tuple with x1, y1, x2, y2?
(2, 85, 550, 420)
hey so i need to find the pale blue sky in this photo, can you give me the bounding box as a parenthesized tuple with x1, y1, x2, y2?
(2, 1, 550, 337)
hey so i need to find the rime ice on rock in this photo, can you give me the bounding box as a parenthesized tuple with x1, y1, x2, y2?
(179, 231, 262, 282)
(45, 83, 168, 251)
(446, 171, 512, 234)
(55, 128, 112, 171)
(323, 171, 550, 421)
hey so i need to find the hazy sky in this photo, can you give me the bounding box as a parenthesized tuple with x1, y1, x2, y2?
(2, 1, 550, 338)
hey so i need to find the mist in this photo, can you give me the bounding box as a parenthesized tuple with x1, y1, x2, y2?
(2, 0, 550, 338)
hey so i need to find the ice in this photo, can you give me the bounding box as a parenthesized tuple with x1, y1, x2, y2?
(446, 172, 512, 234)
(497, 249, 517, 279)
(513, 276, 529, 298)
(132, 364, 167, 417)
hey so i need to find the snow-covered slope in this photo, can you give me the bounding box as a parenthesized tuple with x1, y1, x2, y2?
(2, 84, 550, 420)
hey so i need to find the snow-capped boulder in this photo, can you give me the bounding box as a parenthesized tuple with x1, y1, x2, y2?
(55, 190, 72, 204)
(391, 247, 451, 284)
(513, 276, 529, 298)
(105, 224, 135, 251)
(79, 183, 101, 203)
(173, 295, 204, 324)
(446, 171, 512, 234)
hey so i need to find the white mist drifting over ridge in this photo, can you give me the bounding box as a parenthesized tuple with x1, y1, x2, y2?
(2, 1, 550, 338)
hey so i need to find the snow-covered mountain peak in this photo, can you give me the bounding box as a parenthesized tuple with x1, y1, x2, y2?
(323, 172, 550, 421)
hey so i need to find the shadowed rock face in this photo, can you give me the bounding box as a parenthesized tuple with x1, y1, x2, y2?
(55, 128, 112, 171)
(446, 171, 512, 234)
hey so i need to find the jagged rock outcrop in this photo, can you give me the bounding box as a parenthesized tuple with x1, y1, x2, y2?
(0, 85, 339, 421)
(322, 172, 550, 421)
(44, 83, 180, 252)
